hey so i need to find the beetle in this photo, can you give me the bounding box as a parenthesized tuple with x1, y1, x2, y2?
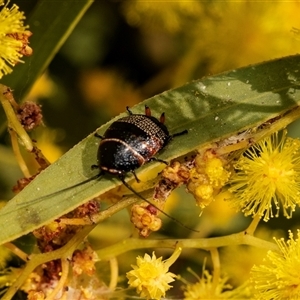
(93, 105, 187, 182)
(90, 106, 196, 231)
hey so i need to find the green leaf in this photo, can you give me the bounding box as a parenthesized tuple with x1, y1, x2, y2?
(0, 0, 93, 125)
(1, 55, 300, 244)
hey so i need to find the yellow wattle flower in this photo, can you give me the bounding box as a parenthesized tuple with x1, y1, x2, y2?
(187, 150, 230, 210)
(126, 246, 181, 299)
(0, 1, 31, 78)
(183, 268, 251, 299)
(251, 230, 300, 300)
(229, 130, 300, 221)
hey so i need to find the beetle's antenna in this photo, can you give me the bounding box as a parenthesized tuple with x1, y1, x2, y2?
(19, 173, 103, 206)
(120, 177, 198, 233)
(47, 173, 103, 196)
(171, 129, 188, 138)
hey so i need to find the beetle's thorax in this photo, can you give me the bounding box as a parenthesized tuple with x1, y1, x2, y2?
(117, 114, 169, 137)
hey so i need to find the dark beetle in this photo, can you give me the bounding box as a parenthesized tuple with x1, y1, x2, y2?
(91, 106, 196, 231)
(94, 105, 184, 182)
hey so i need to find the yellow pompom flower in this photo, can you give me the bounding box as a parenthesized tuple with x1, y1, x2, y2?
(205, 156, 230, 188)
(0, 1, 31, 78)
(126, 246, 181, 299)
(251, 230, 300, 299)
(187, 150, 230, 209)
(183, 269, 251, 299)
(229, 130, 300, 221)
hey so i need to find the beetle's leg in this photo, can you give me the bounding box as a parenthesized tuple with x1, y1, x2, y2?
(131, 170, 141, 183)
(149, 157, 168, 165)
(91, 164, 99, 170)
(126, 106, 133, 115)
(171, 129, 188, 138)
(94, 132, 104, 139)
(145, 105, 151, 116)
(118, 171, 140, 183)
(159, 112, 165, 124)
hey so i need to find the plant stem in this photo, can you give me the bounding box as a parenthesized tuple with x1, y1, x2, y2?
(0, 84, 33, 151)
(95, 230, 279, 260)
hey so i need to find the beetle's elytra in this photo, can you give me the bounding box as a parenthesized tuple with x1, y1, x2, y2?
(95, 105, 178, 180)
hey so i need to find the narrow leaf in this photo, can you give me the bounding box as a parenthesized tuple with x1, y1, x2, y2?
(0, 55, 300, 244)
